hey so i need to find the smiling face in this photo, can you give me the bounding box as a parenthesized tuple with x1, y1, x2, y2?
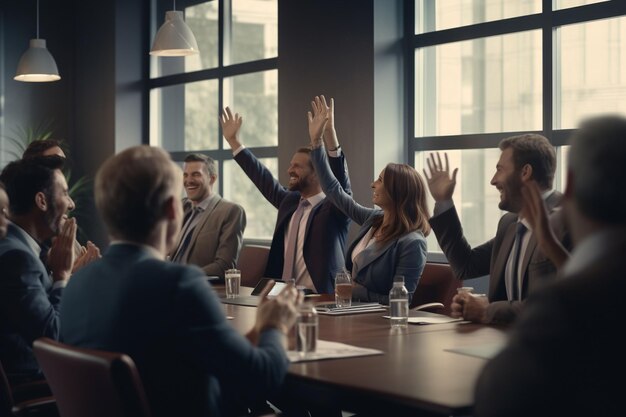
(44, 170, 75, 236)
(287, 152, 316, 194)
(371, 169, 392, 209)
(183, 161, 214, 204)
(0, 188, 9, 239)
(490, 148, 524, 213)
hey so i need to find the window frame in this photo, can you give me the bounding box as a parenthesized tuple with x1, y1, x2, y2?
(148, 0, 278, 199)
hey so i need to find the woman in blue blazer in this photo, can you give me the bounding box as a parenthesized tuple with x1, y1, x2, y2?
(307, 96, 430, 303)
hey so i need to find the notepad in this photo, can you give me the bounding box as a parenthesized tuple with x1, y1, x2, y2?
(287, 340, 384, 362)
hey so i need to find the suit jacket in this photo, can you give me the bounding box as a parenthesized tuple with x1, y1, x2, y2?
(234, 148, 351, 294)
(60, 243, 288, 417)
(430, 192, 569, 323)
(0, 223, 62, 380)
(311, 147, 427, 304)
(474, 228, 626, 417)
(178, 194, 246, 279)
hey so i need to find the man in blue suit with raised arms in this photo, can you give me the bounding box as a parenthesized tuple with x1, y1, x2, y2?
(220, 96, 351, 294)
(60, 146, 302, 417)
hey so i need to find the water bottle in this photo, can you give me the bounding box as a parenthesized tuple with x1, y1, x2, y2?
(389, 275, 409, 327)
(296, 302, 318, 356)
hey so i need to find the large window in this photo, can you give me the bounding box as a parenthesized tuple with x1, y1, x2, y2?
(409, 0, 626, 254)
(149, 0, 278, 239)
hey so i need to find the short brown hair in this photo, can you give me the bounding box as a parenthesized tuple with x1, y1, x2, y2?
(22, 139, 65, 159)
(96, 146, 181, 241)
(499, 134, 556, 189)
(184, 153, 216, 177)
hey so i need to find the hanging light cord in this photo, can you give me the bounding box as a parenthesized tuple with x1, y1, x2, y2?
(36, 0, 40, 38)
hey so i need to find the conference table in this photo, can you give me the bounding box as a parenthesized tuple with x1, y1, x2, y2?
(217, 286, 509, 417)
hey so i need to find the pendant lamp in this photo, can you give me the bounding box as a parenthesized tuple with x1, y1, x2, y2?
(14, 0, 61, 82)
(150, 1, 199, 57)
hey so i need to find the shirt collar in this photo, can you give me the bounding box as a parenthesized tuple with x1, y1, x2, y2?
(9, 220, 42, 257)
(194, 193, 217, 211)
(302, 191, 326, 208)
(109, 240, 164, 260)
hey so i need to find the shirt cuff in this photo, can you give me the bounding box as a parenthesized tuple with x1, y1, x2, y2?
(233, 145, 245, 156)
(433, 200, 454, 216)
(52, 279, 68, 290)
(328, 147, 342, 157)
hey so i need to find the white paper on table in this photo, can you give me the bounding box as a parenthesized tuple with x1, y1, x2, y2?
(287, 339, 384, 363)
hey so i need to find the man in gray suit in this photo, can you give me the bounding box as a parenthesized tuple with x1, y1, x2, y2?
(474, 115, 626, 417)
(424, 134, 569, 324)
(170, 153, 246, 280)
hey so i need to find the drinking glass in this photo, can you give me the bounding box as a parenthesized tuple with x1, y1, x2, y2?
(334, 271, 353, 308)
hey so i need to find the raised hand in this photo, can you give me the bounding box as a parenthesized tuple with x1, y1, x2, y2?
(219, 107, 243, 150)
(423, 152, 458, 202)
(520, 181, 569, 268)
(47, 217, 77, 281)
(311, 95, 339, 150)
(308, 96, 329, 148)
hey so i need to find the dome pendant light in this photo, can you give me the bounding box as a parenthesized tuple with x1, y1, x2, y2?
(14, 0, 61, 82)
(150, 0, 199, 57)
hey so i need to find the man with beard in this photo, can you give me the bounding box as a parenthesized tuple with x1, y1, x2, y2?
(169, 153, 246, 280)
(424, 134, 569, 324)
(0, 156, 76, 383)
(219, 97, 351, 294)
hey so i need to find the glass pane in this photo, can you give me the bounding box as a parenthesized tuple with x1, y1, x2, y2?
(223, 158, 278, 239)
(223, 70, 278, 147)
(227, 0, 278, 65)
(150, 1, 219, 78)
(150, 80, 219, 151)
(556, 16, 626, 129)
(415, 0, 541, 34)
(415, 30, 542, 137)
(554, 0, 608, 10)
(415, 148, 503, 253)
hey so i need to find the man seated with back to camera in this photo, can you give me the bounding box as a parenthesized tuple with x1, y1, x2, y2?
(60, 145, 302, 417)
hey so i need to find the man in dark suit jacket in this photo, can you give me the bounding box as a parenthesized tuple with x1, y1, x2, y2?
(220, 103, 351, 294)
(474, 115, 626, 417)
(170, 153, 246, 280)
(60, 146, 300, 417)
(0, 157, 76, 383)
(424, 134, 570, 323)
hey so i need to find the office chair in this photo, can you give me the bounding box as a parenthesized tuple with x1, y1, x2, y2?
(237, 244, 271, 287)
(411, 262, 462, 315)
(32, 338, 151, 417)
(0, 359, 57, 417)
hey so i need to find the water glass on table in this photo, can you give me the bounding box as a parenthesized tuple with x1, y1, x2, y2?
(334, 271, 353, 308)
(296, 302, 318, 356)
(225, 269, 241, 298)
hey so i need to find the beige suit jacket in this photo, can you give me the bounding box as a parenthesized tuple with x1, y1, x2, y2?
(178, 195, 246, 279)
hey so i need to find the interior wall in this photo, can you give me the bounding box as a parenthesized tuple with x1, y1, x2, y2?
(278, 0, 377, 241)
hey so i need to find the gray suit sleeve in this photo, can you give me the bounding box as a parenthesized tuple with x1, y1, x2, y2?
(200, 204, 247, 278)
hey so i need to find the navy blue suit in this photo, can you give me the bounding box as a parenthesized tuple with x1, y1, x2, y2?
(60, 244, 288, 417)
(234, 148, 351, 294)
(0, 223, 62, 381)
